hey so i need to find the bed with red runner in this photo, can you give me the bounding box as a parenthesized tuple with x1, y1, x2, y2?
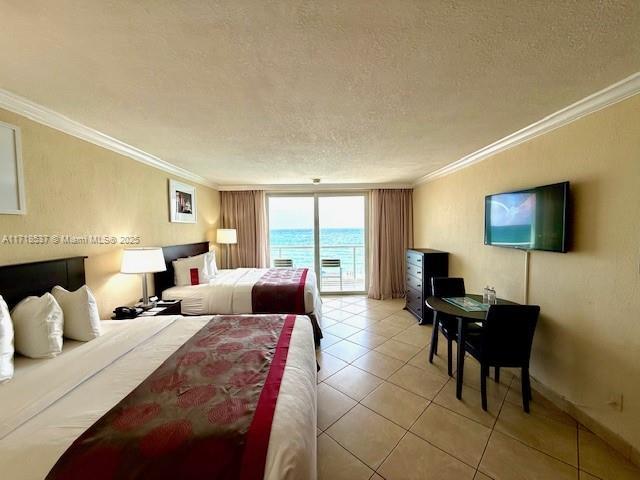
(161, 267, 324, 344)
(0, 315, 317, 480)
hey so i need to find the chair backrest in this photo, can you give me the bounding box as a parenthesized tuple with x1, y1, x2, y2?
(482, 304, 540, 366)
(431, 277, 465, 298)
(273, 258, 293, 268)
(321, 259, 341, 268)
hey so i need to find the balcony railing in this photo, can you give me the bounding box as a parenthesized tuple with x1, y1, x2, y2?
(269, 244, 365, 292)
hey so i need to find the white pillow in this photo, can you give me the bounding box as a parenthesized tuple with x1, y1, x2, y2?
(0, 295, 14, 383)
(173, 252, 216, 286)
(52, 285, 101, 341)
(12, 293, 63, 359)
(207, 250, 219, 276)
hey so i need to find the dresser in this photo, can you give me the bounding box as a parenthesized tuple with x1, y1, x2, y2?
(405, 249, 449, 324)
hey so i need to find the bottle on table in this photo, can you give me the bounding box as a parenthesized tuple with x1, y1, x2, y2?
(488, 287, 497, 305)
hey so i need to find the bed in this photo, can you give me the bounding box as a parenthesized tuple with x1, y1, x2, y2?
(0, 256, 318, 480)
(155, 242, 323, 341)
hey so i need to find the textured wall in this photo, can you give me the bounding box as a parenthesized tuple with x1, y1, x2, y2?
(0, 1, 639, 185)
(413, 95, 640, 453)
(0, 108, 220, 317)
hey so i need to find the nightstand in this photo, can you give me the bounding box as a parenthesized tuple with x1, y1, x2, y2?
(111, 300, 182, 319)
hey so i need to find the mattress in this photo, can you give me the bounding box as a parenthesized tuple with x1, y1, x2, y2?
(162, 268, 321, 317)
(0, 316, 317, 480)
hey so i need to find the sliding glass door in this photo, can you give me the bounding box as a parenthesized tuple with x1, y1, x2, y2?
(267, 196, 315, 271)
(267, 193, 368, 294)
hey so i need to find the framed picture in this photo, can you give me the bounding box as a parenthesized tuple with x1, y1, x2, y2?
(0, 121, 26, 215)
(169, 179, 197, 223)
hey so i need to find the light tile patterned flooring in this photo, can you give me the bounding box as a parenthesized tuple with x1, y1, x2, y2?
(316, 295, 640, 480)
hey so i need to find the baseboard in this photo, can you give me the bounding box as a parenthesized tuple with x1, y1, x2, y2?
(527, 374, 640, 468)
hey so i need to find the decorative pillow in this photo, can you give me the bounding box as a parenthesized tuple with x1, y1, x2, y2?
(12, 293, 64, 359)
(173, 252, 216, 286)
(0, 295, 14, 383)
(52, 285, 101, 341)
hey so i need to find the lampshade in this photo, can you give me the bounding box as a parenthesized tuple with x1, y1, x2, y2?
(120, 248, 167, 274)
(217, 228, 237, 244)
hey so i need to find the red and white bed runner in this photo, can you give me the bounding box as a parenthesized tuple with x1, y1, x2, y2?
(46, 314, 296, 480)
(251, 268, 308, 315)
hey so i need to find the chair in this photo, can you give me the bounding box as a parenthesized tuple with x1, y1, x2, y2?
(428, 277, 466, 376)
(321, 259, 342, 290)
(463, 304, 540, 412)
(273, 258, 293, 268)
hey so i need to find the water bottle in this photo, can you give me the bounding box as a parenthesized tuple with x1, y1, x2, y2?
(488, 287, 497, 305)
(482, 286, 489, 304)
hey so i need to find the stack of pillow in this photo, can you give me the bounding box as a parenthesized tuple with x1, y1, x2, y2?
(0, 285, 101, 384)
(172, 250, 218, 286)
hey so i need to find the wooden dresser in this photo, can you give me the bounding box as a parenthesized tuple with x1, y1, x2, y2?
(405, 248, 449, 324)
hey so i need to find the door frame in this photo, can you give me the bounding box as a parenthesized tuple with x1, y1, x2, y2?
(266, 191, 369, 295)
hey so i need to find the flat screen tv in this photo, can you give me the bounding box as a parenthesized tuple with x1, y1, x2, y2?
(484, 182, 569, 252)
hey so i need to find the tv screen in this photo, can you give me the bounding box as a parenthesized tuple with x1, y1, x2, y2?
(484, 182, 569, 252)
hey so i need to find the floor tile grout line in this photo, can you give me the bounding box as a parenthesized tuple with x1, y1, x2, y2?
(320, 298, 594, 478)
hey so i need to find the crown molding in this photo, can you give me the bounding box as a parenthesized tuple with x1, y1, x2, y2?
(414, 71, 640, 185)
(218, 182, 413, 192)
(0, 89, 218, 189)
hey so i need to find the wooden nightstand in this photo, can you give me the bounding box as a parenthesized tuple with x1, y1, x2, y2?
(111, 300, 182, 319)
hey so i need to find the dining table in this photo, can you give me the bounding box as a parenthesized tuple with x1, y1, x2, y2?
(425, 294, 519, 399)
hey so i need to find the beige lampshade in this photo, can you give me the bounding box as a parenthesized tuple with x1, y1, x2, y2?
(217, 228, 238, 244)
(120, 248, 166, 274)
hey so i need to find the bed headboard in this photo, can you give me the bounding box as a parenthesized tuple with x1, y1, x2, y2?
(153, 242, 210, 296)
(0, 256, 87, 310)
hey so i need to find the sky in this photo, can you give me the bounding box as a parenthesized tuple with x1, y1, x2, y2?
(269, 196, 365, 229)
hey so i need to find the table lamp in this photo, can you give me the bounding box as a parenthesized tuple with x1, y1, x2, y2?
(216, 228, 237, 268)
(121, 248, 166, 309)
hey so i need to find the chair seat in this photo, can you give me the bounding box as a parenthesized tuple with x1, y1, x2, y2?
(439, 317, 483, 339)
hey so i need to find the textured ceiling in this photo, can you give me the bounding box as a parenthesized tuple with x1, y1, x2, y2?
(0, 1, 639, 186)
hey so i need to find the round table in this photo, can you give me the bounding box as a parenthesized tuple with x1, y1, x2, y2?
(425, 294, 519, 399)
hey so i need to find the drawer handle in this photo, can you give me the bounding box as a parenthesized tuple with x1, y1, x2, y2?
(417, 284, 421, 287)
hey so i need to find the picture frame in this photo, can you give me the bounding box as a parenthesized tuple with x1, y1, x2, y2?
(0, 121, 26, 215)
(169, 179, 197, 223)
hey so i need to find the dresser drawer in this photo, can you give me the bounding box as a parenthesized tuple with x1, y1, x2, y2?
(406, 250, 423, 268)
(406, 274, 423, 292)
(406, 262, 423, 279)
(406, 288, 423, 317)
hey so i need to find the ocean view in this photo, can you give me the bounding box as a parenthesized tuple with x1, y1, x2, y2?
(269, 228, 365, 279)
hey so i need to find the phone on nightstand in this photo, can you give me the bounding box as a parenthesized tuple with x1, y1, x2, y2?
(113, 306, 143, 319)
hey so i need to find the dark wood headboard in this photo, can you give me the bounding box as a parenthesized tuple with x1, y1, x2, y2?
(0, 256, 87, 310)
(153, 242, 210, 296)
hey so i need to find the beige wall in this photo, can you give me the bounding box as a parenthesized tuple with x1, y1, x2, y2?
(414, 95, 640, 454)
(0, 108, 220, 318)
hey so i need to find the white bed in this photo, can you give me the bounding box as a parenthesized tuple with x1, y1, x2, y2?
(0, 316, 317, 480)
(162, 268, 323, 319)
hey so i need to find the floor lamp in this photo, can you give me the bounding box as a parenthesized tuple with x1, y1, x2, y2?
(217, 228, 237, 268)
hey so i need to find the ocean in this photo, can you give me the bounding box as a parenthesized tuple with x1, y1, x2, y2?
(269, 228, 365, 277)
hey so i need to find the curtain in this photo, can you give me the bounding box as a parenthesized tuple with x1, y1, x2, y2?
(220, 190, 269, 268)
(368, 189, 413, 299)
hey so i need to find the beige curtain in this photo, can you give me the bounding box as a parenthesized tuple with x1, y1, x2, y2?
(368, 189, 413, 299)
(220, 190, 269, 268)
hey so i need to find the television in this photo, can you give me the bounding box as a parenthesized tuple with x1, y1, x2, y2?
(484, 182, 569, 252)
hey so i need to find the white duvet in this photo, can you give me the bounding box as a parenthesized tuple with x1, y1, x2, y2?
(162, 268, 322, 318)
(0, 316, 317, 480)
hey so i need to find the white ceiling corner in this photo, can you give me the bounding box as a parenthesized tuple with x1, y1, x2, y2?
(412, 71, 640, 185)
(0, 89, 218, 189)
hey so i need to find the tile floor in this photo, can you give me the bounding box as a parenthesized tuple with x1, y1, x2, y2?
(316, 295, 640, 480)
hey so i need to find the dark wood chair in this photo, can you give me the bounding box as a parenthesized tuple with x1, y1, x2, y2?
(463, 304, 540, 412)
(428, 277, 466, 376)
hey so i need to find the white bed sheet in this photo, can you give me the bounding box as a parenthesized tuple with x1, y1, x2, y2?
(162, 268, 321, 319)
(0, 316, 317, 480)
